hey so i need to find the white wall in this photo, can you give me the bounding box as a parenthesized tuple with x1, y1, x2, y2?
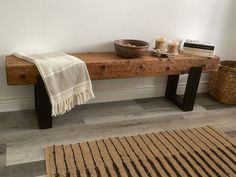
(0, 0, 235, 112)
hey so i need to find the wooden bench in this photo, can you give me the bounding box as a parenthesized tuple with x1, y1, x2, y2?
(6, 52, 220, 129)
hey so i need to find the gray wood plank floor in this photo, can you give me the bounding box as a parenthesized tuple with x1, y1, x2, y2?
(0, 93, 235, 177)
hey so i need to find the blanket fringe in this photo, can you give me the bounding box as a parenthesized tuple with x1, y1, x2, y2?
(52, 87, 95, 117)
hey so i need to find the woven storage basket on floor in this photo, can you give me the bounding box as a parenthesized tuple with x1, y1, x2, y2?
(209, 60, 236, 104)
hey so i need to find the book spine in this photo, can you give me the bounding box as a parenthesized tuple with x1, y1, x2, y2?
(183, 43, 215, 50)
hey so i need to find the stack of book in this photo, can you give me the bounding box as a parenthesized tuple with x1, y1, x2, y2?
(182, 39, 215, 58)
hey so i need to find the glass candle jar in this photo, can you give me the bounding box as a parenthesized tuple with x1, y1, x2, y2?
(167, 41, 179, 53)
(155, 37, 167, 50)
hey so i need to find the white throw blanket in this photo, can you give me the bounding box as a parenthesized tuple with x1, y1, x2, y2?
(13, 52, 95, 116)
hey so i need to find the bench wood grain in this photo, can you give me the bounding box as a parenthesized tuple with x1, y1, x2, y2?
(6, 52, 220, 85)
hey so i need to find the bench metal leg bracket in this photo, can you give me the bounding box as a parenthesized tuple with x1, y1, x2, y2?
(165, 66, 203, 111)
(34, 76, 52, 129)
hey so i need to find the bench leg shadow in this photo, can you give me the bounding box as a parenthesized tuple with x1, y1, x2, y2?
(35, 76, 52, 129)
(165, 65, 203, 111)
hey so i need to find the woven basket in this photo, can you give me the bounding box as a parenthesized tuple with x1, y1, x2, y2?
(209, 60, 236, 104)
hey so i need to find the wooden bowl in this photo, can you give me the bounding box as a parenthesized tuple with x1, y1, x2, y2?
(114, 39, 149, 58)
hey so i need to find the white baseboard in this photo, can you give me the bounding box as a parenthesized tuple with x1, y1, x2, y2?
(90, 81, 208, 103)
(0, 81, 208, 112)
(0, 97, 35, 112)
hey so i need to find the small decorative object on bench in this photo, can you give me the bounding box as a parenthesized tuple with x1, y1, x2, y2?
(153, 37, 179, 58)
(209, 60, 236, 104)
(182, 39, 215, 58)
(114, 39, 149, 58)
(155, 36, 167, 50)
(167, 40, 179, 53)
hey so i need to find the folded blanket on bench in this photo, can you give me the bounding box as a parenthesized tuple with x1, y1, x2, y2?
(13, 52, 95, 116)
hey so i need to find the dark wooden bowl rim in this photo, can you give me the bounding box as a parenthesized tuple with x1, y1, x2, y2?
(114, 39, 149, 49)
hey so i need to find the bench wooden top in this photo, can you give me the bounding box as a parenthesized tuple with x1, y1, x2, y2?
(6, 52, 220, 85)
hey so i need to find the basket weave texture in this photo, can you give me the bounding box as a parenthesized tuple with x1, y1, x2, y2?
(209, 60, 236, 104)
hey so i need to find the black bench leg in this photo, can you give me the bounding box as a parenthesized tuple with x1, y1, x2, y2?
(165, 66, 203, 111)
(34, 76, 52, 129)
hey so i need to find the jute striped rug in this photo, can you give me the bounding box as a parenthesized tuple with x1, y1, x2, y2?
(45, 126, 236, 177)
